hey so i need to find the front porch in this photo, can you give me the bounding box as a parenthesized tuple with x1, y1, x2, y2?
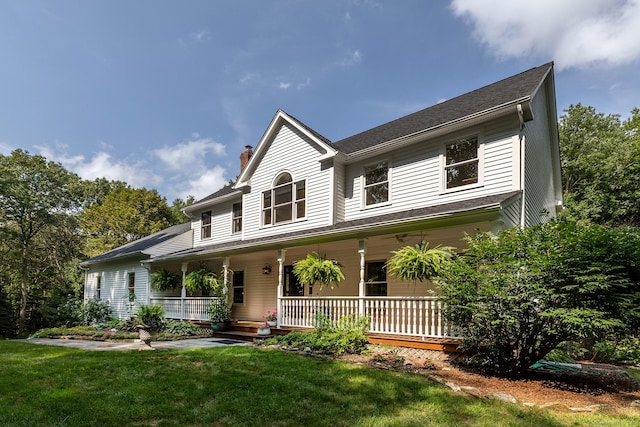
(150, 295, 458, 341)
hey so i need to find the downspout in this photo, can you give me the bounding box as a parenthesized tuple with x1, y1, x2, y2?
(517, 104, 526, 227)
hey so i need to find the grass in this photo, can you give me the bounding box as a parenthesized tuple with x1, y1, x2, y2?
(0, 341, 637, 427)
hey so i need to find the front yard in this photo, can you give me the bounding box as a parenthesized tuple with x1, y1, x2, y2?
(1, 340, 639, 426)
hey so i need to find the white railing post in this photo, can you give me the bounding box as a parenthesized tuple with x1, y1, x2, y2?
(277, 249, 285, 328)
(358, 240, 366, 317)
(180, 262, 188, 321)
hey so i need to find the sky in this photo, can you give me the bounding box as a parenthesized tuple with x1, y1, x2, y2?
(1, 0, 639, 202)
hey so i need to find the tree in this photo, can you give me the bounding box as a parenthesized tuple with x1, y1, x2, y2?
(559, 104, 640, 226)
(0, 150, 84, 333)
(80, 187, 176, 257)
(169, 195, 195, 224)
(437, 220, 640, 376)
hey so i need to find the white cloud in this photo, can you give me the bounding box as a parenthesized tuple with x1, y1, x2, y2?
(279, 82, 292, 90)
(36, 144, 159, 189)
(153, 137, 226, 171)
(189, 29, 210, 43)
(450, 0, 640, 69)
(296, 77, 311, 90)
(0, 141, 14, 155)
(181, 166, 227, 200)
(336, 49, 363, 67)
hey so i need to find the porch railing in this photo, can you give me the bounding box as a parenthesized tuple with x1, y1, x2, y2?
(280, 296, 457, 338)
(149, 297, 217, 321)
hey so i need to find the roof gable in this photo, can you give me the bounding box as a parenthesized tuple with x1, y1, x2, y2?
(235, 110, 336, 189)
(334, 62, 553, 155)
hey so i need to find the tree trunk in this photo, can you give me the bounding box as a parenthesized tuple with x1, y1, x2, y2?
(18, 244, 28, 335)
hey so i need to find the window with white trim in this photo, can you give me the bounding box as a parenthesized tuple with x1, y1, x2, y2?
(445, 137, 479, 189)
(201, 211, 212, 239)
(262, 173, 306, 226)
(232, 202, 242, 233)
(128, 272, 135, 298)
(364, 161, 389, 206)
(96, 275, 101, 299)
(232, 271, 244, 304)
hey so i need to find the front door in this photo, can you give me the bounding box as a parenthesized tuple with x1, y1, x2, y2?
(283, 265, 304, 296)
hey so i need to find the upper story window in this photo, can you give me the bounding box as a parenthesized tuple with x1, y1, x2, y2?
(262, 173, 306, 226)
(232, 202, 242, 233)
(201, 211, 212, 239)
(364, 161, 389, 206)
(445, 137, 479, 189)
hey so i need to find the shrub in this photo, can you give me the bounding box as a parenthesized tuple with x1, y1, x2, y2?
(135, 304, 166, 332)
(268, 314, 369, 355)
(438, 220, 640, 376)
(82, 298, 113, 326)
(206, 299, 232, 323)
(163, 320, 202, 336)
(56, 297, 83, 327)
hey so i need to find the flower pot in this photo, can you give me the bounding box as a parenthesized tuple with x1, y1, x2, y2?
(266, 320, 276, 327)
(210, 322, 229, 333)
(138, 328, 158, 347)
(257, 327, 271, 336)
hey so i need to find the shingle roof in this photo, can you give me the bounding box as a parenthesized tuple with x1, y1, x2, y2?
(333, 62, 553, 154)
(80, 222, 192, 265)
(150, 191, 520, 262)
(191, 184, 239, 206)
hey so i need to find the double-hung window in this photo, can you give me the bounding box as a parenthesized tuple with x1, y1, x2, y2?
(364, 161, 389, 206)
(128, 272, 135, 298)
(365, 261, 387, 296)
(445, 137, 479, 189)
(262, 173, 306, 226)
(232, 202, 242, 233)
(201, 211, 212, 239)
(232, 271, 244, 304)
(96, 275, 101, 299)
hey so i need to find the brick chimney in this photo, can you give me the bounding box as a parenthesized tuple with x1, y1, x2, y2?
(240, 145, 253, 172)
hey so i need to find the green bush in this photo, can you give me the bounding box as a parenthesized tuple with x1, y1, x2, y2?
(593, 337, 640, 365)
(82, 298, 113, 326)
(163, 320, 202, 336)
(56, 297, 83, 326)
(268, 314, 369, 355)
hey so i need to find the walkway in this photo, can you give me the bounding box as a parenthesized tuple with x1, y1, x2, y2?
(18, 337, 249, 351)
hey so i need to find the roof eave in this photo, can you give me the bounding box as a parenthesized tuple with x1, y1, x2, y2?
(344, 97, 532, 162)
(183, 190, 242, 214)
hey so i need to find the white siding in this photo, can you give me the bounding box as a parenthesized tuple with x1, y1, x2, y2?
(242, 123, 334, 239)
(523, 84, 558, 225)
(86, 261, 149, 320)
(146, 230, 193, 256)
(192, 197, 242, 248)
(343, 119, 519, 221)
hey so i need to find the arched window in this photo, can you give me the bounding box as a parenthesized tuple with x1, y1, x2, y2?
(262, 172, 306, 225)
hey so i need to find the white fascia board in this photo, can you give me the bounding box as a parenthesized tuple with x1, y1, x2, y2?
(182, 190, 242, 214)
(235, 110, 337, 188)
(344, 98, 531, 163)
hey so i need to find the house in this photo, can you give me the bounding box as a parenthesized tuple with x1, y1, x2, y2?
(81, 62, 562, 341)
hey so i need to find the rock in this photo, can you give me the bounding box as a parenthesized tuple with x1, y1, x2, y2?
(445, 382, 461, 392)
(428, 375, 447, 385)
(459, 386, 482, 398)
(485, 392, 517, 403)
(585, 404, 613, 412)
(569, 407, 594, 412)
(629, 400, 640, 408)
(303, 347, 312, 353)
(539, 402, 569, 412)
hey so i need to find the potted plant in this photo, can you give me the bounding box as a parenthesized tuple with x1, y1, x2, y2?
(293, 252, 345, 290)
(206, 298, 232, 332)
(264, 310, 277, 327)
(135, 304, 166, 347)
(184, 268, 223, 295)
(386, 241, 455, 285)
(257, 322, 271, 336)
(150, 269, 181, 291)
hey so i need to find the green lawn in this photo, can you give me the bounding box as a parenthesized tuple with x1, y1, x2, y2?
(0, 341, 636, 427)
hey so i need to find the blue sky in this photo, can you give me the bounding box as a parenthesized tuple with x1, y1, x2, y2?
(1, 0, 639, 201)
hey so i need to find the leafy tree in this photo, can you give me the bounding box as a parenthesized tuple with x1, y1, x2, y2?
(559, 104, 640, 226)
(80, 187, 176, 257)
(437, 220, 640, 376)
(169, 195, 195, 224)
(0, 150, 84, 333)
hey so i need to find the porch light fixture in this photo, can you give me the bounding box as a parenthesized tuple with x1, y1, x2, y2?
(262, 263, 272, 275)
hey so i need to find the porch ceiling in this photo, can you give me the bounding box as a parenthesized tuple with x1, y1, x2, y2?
(147, 191, 519, 264)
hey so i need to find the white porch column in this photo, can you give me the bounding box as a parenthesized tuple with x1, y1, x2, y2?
(358, 240, 366, 317)
(222, 256, 230, 304)
(180, 262, 188, 321)
(277, 249, 286, 328)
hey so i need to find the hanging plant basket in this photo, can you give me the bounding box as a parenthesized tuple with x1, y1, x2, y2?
(386, 241, 455, 284)
(184, 268, 223, 295)
(293, 252, 345, 290)
(150, 269, 181, 291)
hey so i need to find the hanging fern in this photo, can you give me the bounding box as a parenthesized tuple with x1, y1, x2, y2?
(150, 269, 181, 291)
(387, 241, 455, 284)
(293, 252, 345, 290)
(184, 268, 223, 295)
